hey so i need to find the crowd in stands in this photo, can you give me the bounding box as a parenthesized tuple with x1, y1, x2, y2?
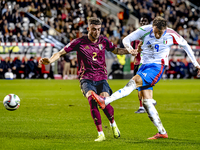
(0, 55, 41, 79)
(0, 0, 200, 79)
(0, 55, 78, 79)
(164, 57, 199, 79)
(1, 0, 200, 46)
(116, 0, 200, 45)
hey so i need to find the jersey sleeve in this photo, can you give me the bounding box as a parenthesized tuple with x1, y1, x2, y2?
(122, 25, 149, 52)
(104, 37, 115, 52)
(170, 32, 200, 67)
(64, 39, 80, 53)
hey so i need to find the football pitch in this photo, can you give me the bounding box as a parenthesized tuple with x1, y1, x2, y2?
(0, 79, 200, 150)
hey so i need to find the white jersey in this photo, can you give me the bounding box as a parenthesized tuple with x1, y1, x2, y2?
(123, 25, 200, 67)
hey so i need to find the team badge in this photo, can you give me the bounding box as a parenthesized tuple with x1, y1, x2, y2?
(98, 44, 103, 50)
(163, 38, 167, 44)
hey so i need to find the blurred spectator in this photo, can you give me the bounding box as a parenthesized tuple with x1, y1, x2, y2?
(9, 58, 17, 76)
(0, 57, 5, 79)
(116, 54, 126, 73)
(108, 57, 122, 79)
(1, 3, 8, 15)
(70, 56, 77, 79)
(14, 56, 26, 78)
(16, 32, 23, 42)
(12, 11, 22, 24)
(27, 56, 40, 78)
(4, 57, 12, 73)
(62, 54, 71, 80)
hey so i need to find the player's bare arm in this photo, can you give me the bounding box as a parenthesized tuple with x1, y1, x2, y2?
(39, 48, 66, 65)
(112, 48, 138, 56)
(112, 48, 129, 55)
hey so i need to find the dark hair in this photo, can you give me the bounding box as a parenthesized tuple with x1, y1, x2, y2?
(140, 14, 150, 23)
(153, 16, 167, 30)
(88, 17, 102, 26)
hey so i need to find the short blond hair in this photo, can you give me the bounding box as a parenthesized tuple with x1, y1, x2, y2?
(88, 17, 102, 26)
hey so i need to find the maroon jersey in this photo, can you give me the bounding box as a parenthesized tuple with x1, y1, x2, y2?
(64, 36, 115, 81)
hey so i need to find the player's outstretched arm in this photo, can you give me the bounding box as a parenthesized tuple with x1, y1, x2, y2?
(112, 48, 138, 56)
(112, 48, 129, 55)
(39, 48, 66, 65)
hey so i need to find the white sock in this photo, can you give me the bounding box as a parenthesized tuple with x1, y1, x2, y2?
(105, 79, 137, 105)
(110, 121, 117, 127)
(98, 131, 104, 136)
(143, 99, 166, 134)
(151, 99, 157, 104)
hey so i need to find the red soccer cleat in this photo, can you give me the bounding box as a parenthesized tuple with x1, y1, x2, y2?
(148, 133, 168, 140)
(91, 91, 106, 109)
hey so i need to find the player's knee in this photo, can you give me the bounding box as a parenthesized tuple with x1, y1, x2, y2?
(123, 79, 137, 94)
(132, 75, 143, 87)
(100, 92, 109, 97)
(86, 90, 94, 98)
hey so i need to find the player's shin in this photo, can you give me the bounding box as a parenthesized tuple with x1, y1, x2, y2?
(105, 79, 137, 105)
(88, 95, 103, 132)
(143, 99, 166, 134)
(103, 104, 114, 123)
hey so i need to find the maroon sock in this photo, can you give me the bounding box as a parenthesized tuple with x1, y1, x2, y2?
(88, 95, 102, 131)
(103, 104, 114, 123)
(140, 100, 143, 107)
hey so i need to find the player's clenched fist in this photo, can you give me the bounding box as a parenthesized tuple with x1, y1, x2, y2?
(39, 58, 50, 65)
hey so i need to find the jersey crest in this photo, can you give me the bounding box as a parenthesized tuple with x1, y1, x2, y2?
(98, 44, 103, 50)
(163, 38, 167, 44)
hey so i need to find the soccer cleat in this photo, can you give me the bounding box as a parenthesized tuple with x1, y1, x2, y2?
(94, 134, 106, 142)
(135, 108, 146, 113)
(92, 91, 106, 109)
(148, 132, 168, 140)
(111, 126, 120, 138)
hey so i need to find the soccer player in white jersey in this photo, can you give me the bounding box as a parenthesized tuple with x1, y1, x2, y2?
(92, 16, 200, 139)
(134, 15, 157, 114)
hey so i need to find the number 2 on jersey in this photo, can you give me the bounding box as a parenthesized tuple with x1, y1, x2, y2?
(155, 44, 159, 52)
(93, 52, 97, 61)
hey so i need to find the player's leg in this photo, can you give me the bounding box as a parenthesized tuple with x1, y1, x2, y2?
(92, 74, 142, 108)
(100, 92, 120, 139)
(135, 90, 146, 113)
(92, 63, 163, 108)
(142, 90, 168, 140)
(80, 79, 105, 142)
(135, 88, 157, 114)
(133, 65, 145, 113)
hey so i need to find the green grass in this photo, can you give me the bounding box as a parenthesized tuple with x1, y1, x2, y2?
(0, 79, 200, 150)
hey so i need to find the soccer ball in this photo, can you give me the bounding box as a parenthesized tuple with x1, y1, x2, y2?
(3, 94, 20, 111)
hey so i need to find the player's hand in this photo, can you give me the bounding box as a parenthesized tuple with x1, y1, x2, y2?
(39, 58, 50, 65)
(196, 66, 200, 76)
(129, 49, 138, 56)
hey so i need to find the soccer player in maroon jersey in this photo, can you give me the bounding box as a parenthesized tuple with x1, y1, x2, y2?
(39, 17, 131, 142)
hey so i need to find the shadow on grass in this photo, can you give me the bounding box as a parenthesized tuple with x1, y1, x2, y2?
(124, 137, 200, 145)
